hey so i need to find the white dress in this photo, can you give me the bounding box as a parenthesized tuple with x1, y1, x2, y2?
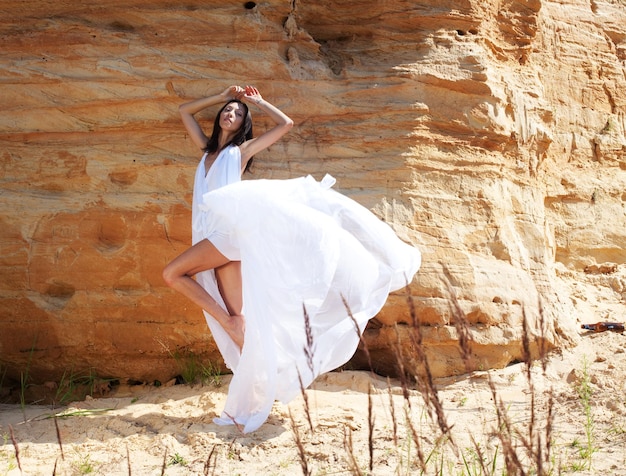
(192, 145, 421, 433)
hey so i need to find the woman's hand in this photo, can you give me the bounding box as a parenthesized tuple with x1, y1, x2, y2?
(221, 85, 245, 101)
(242, 85, 263, 104)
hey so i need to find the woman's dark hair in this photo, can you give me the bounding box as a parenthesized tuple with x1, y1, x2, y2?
(204, 100, 255, 172)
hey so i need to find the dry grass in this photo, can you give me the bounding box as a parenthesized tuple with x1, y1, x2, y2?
(283, 286, 560, 476)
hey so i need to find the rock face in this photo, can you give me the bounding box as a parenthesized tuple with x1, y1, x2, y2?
(1, 0, 625, 385)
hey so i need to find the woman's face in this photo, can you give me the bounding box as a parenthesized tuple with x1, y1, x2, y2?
(220, 102, 246, 133)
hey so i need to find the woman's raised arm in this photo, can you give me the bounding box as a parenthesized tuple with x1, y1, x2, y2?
(238, 86, 294, 163)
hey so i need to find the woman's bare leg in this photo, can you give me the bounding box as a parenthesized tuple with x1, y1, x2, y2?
(162, 239, 245, 348)
(215, 261, 243, 315)
(215, 261, 245, 347)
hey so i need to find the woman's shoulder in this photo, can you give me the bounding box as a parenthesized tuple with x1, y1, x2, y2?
(225, 144, 241, 157)
(210, 144, 240, 160)
(212, 144, 241, 165)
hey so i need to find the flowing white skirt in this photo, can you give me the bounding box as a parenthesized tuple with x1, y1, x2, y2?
(195, 174, 421, 433)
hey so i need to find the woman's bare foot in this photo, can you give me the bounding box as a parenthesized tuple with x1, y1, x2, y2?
(223, 314, 245, 350)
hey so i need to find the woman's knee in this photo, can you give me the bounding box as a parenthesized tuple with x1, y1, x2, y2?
(162, 262, 179, 288)
(163, 240, 229, 288)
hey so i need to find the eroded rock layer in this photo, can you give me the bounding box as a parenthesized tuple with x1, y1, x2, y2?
(1, 0, 625, 384)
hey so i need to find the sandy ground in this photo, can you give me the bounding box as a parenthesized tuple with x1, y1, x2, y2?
(1, 326, 625, 475)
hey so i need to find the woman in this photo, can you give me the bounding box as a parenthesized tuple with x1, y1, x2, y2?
(163, 85, 293, 351)
(163, 85, 421, 433)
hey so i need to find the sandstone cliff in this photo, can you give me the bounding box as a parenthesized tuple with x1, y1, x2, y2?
(1, 0, 625, 387)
